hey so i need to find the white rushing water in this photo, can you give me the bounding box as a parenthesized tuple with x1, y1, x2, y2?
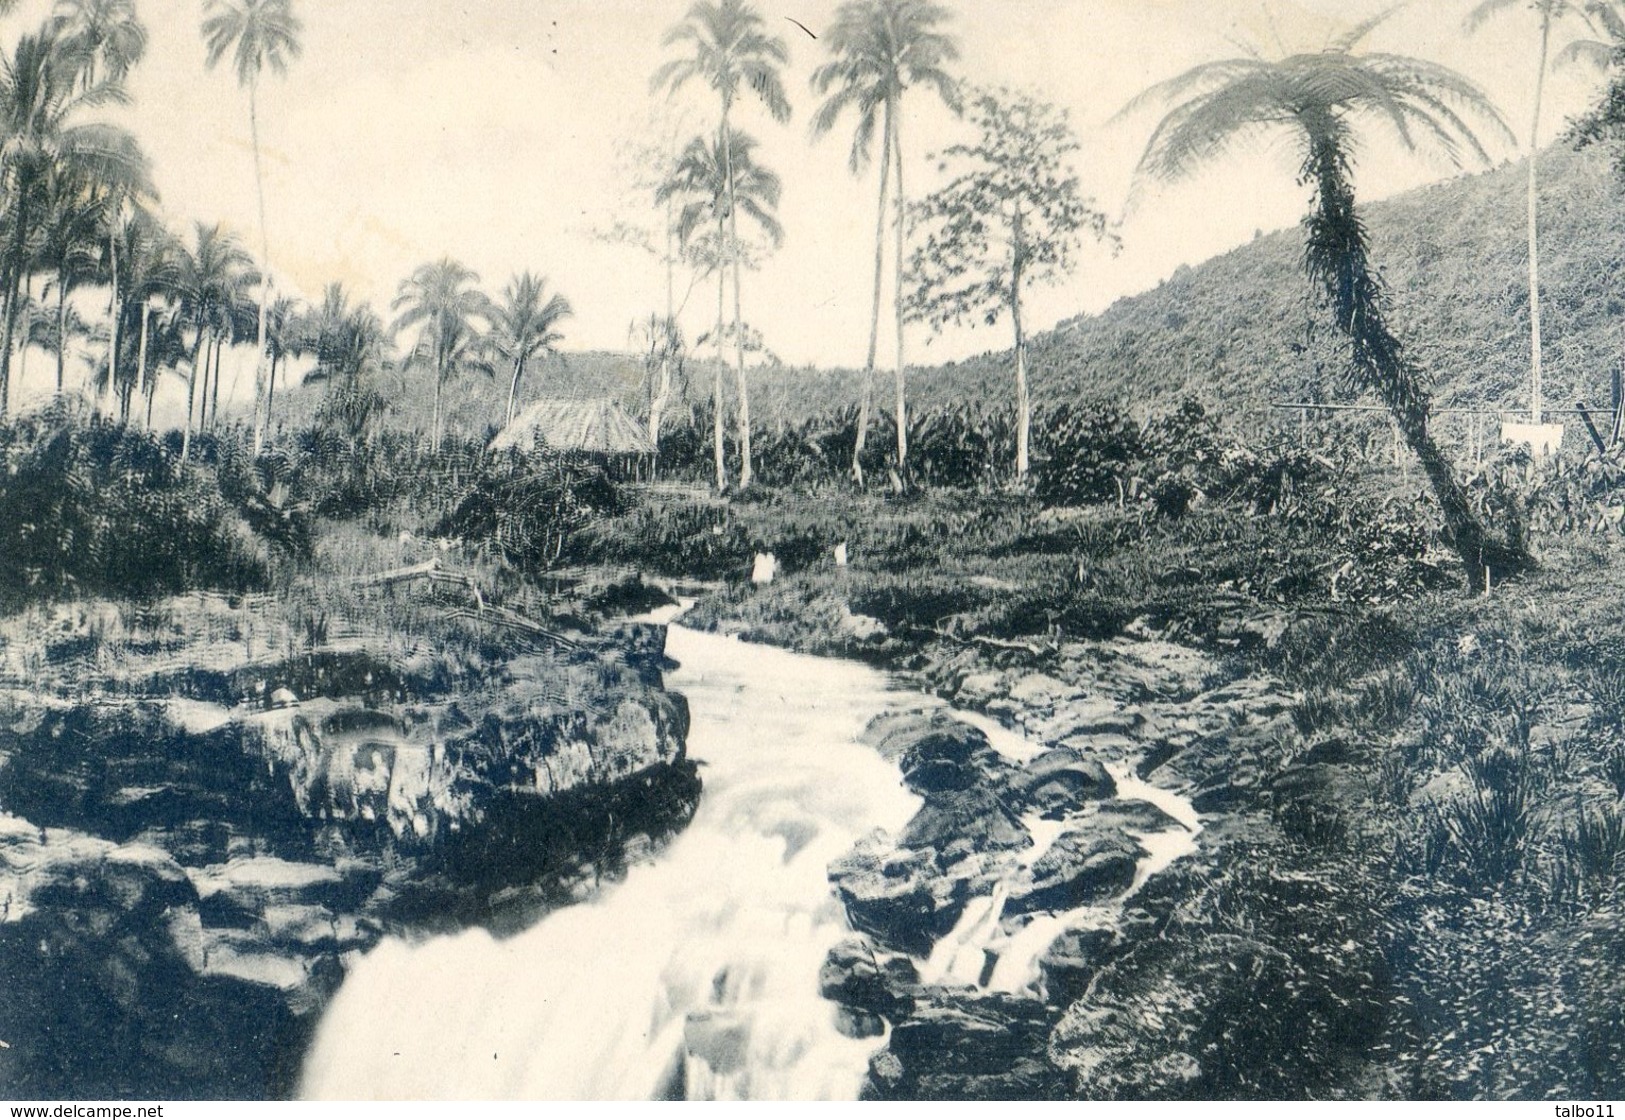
(300, 617, 1203, 1100)
(301, 622, 921, 1101)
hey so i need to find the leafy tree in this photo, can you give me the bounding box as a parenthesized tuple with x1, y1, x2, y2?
(201, 0, 302, 454)
(0, 25, 143, 417)
(654, 0, 791, 489)
(1123, 15, 1530, 587)
(906, 86, 1115, 479)
(487, 271, 572, 429)
(390, 257, 491, 451)
(657, 130, 783, 491)
(811, 0, 958, 484)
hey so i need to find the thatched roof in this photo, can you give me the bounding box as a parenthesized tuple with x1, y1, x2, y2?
(490, 398, 654, 455)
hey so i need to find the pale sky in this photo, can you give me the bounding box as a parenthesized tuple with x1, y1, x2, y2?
(4, 0, 1614, 407)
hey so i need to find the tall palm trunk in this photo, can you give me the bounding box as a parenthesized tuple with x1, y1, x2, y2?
(505, 355, 524, 428)
(892, 97, 908, 476)
(106, 221, 120, 415)
(713, 237, 727, 492)
(1303, 129, 1525, 587)
(722, 105, 753, 489)
(853, 97, 895, 487)
(1, 185, 36, 418)
(1527, 12, 1552, 423)
(248, 74, 272, 454)
(182, 329, 205, 464)
(54, 276, 68, 395)
(210, 335, 225, 428)
(648, 186, 677, 455)
(431, 356, 444, 453)
(1012, 206, 1030, 479)
(136, 301, 150, 427)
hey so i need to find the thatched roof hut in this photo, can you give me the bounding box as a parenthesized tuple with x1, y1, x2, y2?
(490, 398, 655, 456)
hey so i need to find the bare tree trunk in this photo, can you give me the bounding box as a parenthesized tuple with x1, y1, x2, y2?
(1013, 208, 1030, 479)
(713, 249, 727, 492)
(249, 75, 273, 455)
(722, 104, 752, 490)
(893, 97, 908, 476)
(55, 277, 67, 395)
(136, 302, 150, 428)
(1526, 12, 1551, 423)
(106, 220, 119, 417)
(505, 356, 523, 429)
(209, 335, 224, 428)
(854, 98, 895, 488)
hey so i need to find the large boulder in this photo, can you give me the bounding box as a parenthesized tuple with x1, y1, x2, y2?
(860, 710, 1008, 794)
(829, 841, 970, 957)
(1008, 829, 1144, 915)
(1004, 747, 1117, 818)
(865, 990, 1067, 1100)
(818, 936, 920, 1020)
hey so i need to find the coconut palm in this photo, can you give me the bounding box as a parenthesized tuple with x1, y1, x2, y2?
(654, 0, 791, 488)
(1464, 0, 1609, 424)
(52, 0, 146, 88)
(1123, 15, 1529, 587)
(112, 205, 179, 423)
(173, 221, 255, 461)
(658, 130, 783, 491)
(487, 272, 573, 429)
(261, 293, 301, 429)
(36, 167, 107, 395)
(390, 257, 492, 451)
(201, 0, 302, 453)
(0, 25, 143, 417)
(811, 0, 958, 483)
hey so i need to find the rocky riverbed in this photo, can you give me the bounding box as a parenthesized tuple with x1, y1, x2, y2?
(700, 610, 1308, 1099)
(0, 592, 696, 1098)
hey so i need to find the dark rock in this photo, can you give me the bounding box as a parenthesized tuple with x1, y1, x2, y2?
(901, 787, 1029, 858)
(829, 845, 969, 957)
(1038, 926, 1124, 1005)
(834, 1006, 887, 1040)
(866, 990, 1067, 1100)
(1008, 829, 1143, 914)
(860, 710, 1008, 794)
(819, 937, 919, 1019)
(1005, 748, 1117, 818)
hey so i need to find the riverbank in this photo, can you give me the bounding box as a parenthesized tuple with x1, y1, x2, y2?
(657, 488, 1625, 1099)
(0, 579, 696, 1098)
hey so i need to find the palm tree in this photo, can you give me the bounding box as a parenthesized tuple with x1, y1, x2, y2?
(0, 25, 143, 417)
(201, 0, 302, 454)
(262, 293, 301, 431)
(1464, 0, 1603, 425)
(658, 130, 783, 491)
(114, 206, 179, 424)
(811, 0, 958, 484)
(390, 257, 491, 451)
(1123, 16, 1529, 587)
(174, 221, 255, 461)
(36, 167, 106, 395)
(488, 272, 573, 429)
(654, 0, 791, 489)
(52, 0, 146, 88)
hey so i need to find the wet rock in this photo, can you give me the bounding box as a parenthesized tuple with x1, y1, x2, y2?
(819, 936, 919, 1019)
(860, 710, 1007, 794)
(901, 787, 1029, 859)
(1008, 829, 1143, 914)
(830, 842, 969, 957)
(1038, 926, 1124, 1005)
(1005, 748, 1116, 818)
(865, 990, 1066, 1100)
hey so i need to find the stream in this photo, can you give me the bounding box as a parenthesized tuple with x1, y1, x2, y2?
(300, 618, 1199, 1100)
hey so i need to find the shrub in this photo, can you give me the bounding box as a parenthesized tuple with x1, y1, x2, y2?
(0, 406, 269, 607)
(433, 448, 620, 571)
